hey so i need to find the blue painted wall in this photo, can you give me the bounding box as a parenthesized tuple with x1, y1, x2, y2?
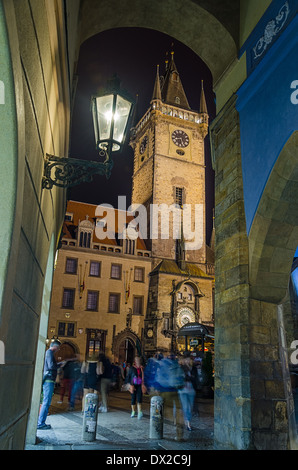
(236, 1, 298, 234)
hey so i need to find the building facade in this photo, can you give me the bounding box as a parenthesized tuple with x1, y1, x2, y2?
(48, 200, 151, 364)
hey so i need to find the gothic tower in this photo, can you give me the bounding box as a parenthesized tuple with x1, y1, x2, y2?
(130, 52, 209, 266)
(129, 51, 214, 355)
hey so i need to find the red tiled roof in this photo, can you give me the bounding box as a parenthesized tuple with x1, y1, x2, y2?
(63, 200, 148, 251)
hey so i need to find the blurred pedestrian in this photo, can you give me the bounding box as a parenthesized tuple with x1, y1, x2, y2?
(98, 352, 112, 412)
(69, 354, 84, 411)
(111, 361, 121, 390)
(154, 352, 185, 441)
(81, 354, 100, 411)
(37, 340, 60, 430)
(178, 352, 197, 431)
(127, 356, 146, 419)
(144, 352, 163, 394)
(125, 362, 131, 379)
(58, 357, 76, 405)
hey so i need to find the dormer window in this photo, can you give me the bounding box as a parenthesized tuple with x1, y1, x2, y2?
(65, 212, 73, 222)
(175, 96, 180, 105)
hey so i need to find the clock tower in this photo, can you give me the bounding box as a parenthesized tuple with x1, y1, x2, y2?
(129, 51, 214, 356)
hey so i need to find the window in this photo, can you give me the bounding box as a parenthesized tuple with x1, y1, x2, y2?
(86, 329, 106, 358)
(175, 187, 183, 207)
(188, 293, 192, 301)
(175, 96, 180, 105)
(133, 296, 143, 315)
(58, 321, 76, 337)
(177, 292, 183, 300)
(62, 288, 75, 309)
(134, 267, 144, 282)
(65, 257, 78, 274)
(87, 290, 99, 311)
(111, 264, 121, 280)
(89, 261, 101, 277)
(65, 212, 73, 222)
(79, 231, 91, 248)
(108, 293, 120, 313)
(125, 239, 135, 255)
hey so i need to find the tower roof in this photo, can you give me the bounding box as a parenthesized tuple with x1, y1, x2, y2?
(200, 80, 208, 114)
(151, 65, 162, 101)
(160, 51, 191, 110)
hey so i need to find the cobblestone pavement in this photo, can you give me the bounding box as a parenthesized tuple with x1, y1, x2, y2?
(26, 390, 214, 451)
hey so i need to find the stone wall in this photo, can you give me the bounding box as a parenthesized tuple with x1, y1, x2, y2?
(0, 0, 77, 449)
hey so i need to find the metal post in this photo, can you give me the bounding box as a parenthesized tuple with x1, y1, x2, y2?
(82, 393, 99, 441)
(149, 396, 164, 439)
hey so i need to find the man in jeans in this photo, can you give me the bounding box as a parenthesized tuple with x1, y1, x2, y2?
(37, 340, 60, 430)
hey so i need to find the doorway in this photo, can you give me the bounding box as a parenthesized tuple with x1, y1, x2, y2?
(118, 339, 135, 365)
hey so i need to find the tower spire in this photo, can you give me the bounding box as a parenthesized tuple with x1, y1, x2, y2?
(151, 64, 162, 102)
(200, 80, 208, 115)
(160, 50, 190, 110)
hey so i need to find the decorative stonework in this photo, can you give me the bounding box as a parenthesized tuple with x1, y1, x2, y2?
(252, 2, 290, 60)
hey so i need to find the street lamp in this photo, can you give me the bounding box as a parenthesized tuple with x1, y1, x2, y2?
(42, 75, 134, 189)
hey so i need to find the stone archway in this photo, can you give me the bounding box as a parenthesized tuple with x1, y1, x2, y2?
(248, 131, 298, 449)
(78, 0, 237, 84)
(112, 328, 142, 364)
(249, 132, 298, 304)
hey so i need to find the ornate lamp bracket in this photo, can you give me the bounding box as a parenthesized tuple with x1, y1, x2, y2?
(42, 151, 114, 189)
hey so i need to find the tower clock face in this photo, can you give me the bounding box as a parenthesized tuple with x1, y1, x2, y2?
(171, 130, 189, 148)
(177, 307, 196, 328)
(147, 328, 154, 338)
(139, 135, 148, 154)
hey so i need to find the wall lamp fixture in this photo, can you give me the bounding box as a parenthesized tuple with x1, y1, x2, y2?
(42, 75, 134, 189)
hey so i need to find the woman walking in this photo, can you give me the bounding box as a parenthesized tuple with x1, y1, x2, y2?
(127, 356, 146, 419)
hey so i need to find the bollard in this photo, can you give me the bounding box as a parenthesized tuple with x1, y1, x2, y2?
(82, 393, 99, 441)
(149, 395, 164, 439)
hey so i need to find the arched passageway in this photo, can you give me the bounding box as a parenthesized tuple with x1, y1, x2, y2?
(1, 0, 296, 451)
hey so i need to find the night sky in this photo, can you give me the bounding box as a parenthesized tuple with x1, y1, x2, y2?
(68, 27, 216, 243)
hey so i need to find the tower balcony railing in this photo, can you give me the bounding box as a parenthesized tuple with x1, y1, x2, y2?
(133, 100, 208, 135)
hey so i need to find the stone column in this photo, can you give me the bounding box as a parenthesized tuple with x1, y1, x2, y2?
(249, 300, 297, 449)
(210, 95, 251, 449)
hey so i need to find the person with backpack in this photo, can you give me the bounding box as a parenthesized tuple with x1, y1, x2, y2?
(144, 352, 164, 393)
(154, 352, 185, 441)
